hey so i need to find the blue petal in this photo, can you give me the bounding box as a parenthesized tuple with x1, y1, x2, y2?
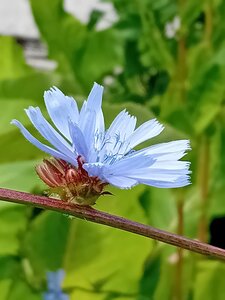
(86, 82, 104, 112)
(79, 100, 87, 126)
(103, 157, 190, 187)
(43, 293, 55, 300)
(140, 140, 191, 156)
(68, 121, 89, 159)
(83, 162, 140, 190)
(149, 160, 191, 171)
(25, 107, 75, 161)
(103, 175, 137, 189)
(103, 110, 136, 157)
(126, 119, 164, 149)
(135, 176, 191, 188)
(44, 87, 79, 141)
(104, 154, 155, 175)
(11, 120, 77, 165)
(80, 83, 105, 136)
(153, 151, 187, 161)
(44, 292, 69, 300)
(83, 162, 105, 178)
(60, 294, 69, 300)
(47, 270, 65, 292)
(126, 169, 189, 181)
(106, 110, 136, 142)
(79, 108, 96, 152)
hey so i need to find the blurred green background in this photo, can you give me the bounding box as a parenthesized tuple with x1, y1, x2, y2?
(1, 0, 225, 299)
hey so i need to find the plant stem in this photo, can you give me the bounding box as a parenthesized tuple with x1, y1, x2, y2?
(204, 1, 213, 44)
(174, 198, 184, 300)
(0, 188, 225, 260)
(198, 135, 210, 243)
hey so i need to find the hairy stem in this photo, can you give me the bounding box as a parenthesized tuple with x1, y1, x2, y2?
(0, 188, 225, 260)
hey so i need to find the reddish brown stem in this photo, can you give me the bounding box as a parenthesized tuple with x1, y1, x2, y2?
(0, 188, 225, 260)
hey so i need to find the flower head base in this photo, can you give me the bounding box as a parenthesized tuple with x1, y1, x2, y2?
(36, 156, 108, 205)
(11, 83, 191, 205)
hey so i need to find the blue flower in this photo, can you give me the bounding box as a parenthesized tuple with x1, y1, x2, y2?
(11, 83, 191, 204)
(44, 270, 69, 300)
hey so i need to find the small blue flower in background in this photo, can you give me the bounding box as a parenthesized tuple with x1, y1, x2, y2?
(44, 270, 69, 300)
(11, 83, 191, 205)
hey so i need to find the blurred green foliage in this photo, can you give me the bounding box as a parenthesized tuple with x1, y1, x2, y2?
(1, 0, 225, 299)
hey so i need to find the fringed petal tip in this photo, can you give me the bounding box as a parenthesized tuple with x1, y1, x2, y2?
(179, 139, 191, 152)
(10, 119, 17, 126)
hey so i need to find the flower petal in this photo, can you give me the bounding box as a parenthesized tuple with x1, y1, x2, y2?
(105, 154, 155, 175)
(25, 107, 76, 160)
(126, 119, 164, 149)
(153, 151, 187, 161)
(47, 270, 65, 292)
(83, 162, 105, 178)
(44, 293, 69, 300)
(11, 120, 77, 165)
(126, 168, 190, 180)
(141, 140, 191, 156)
(86, 82, 104, 112)
(79, 108, 96, 151)
(83, 162, 139, 190)
(44, 87, 79, 141)
(106, 110, 136, 141)
(150, 160, 191, 171)
(80, 83, 105, 136)
(68, 121, 89, 159)
(103, 175, 137, 189)
(102, 110, 136, 157)
(121, 163, 190, 188)
(136, 175, 191, 188)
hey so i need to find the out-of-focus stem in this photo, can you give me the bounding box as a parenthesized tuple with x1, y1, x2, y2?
(177, 34, 186, 103)
(0, 188, 225, 260)
(197, 0, 213, 244)
(204, 1, 213, 44)
(198, 135, 210, 243)
(174, 0, 187, 293)
(174, 198, 184, 300)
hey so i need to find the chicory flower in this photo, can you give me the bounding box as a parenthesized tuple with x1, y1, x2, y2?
(11, 83, 191, 205)
(44, 270, 69, 300)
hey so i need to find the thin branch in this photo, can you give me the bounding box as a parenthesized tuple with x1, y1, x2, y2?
(0, 188, 225, 260)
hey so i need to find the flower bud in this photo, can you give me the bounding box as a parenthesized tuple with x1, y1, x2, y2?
(36, 157, 108, 205)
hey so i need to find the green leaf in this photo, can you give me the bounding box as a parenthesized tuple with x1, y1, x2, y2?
(0, 160, 43, 191)
(193, 261, 225, 300)
(181, 1, 205, 28)
(29, 0, 123, 89)
(0, 204, 27, 255)
(7, 280, 41, 300)
(139, 188, 176, 229)
(0, 256, 20, 300)
(0, 36, 31, 80)
(152, 258, 174, 300)
(70, 290, 110, 300)
(138, 252, 161, 299)
(188, 43, 225, 134)
(23, 212, 70, 274)
(22, 186, 151, 296)
(138, 7, 174, 72)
